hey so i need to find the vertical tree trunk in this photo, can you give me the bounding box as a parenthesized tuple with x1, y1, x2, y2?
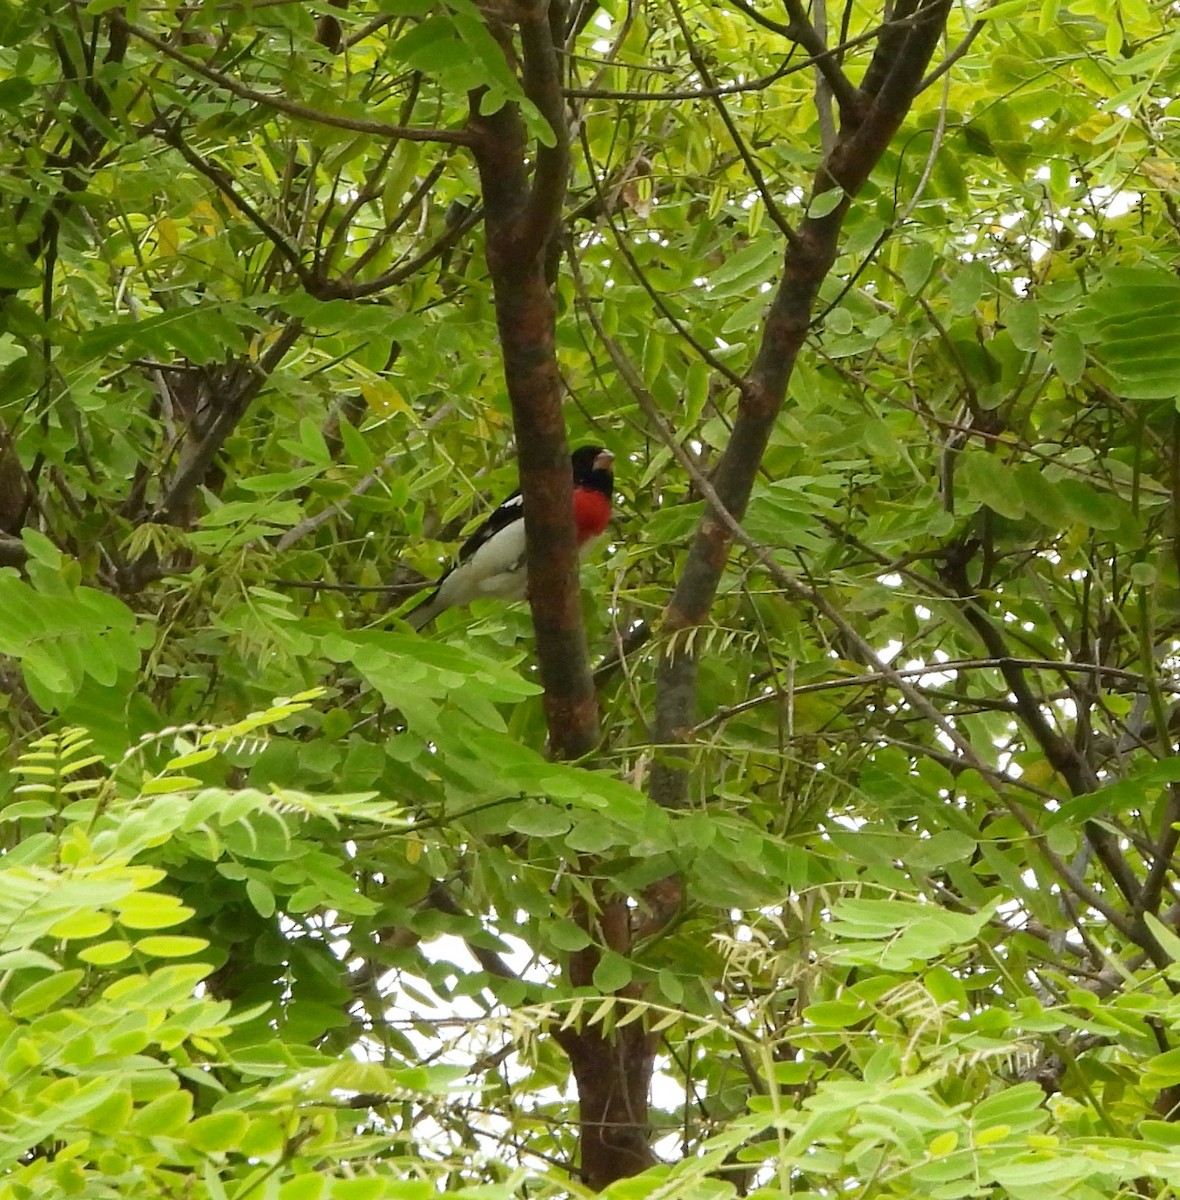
(471, 6, 654, 1186)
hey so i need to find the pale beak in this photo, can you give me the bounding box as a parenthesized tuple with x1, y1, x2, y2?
(594, 450, 615, 471)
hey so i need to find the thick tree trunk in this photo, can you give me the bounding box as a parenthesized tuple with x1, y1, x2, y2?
(471, 5, 654, 1188)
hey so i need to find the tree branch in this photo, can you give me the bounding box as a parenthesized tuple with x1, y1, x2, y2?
(781, 0, 863, 120)
(726, 0, 794, 37)
(576, 122, 746, 392)
(309, 204, 483, 300)
(118, 18, 474, 145)
(156, 320, 303, 526)
(692, 657, 1172, 734)
(519, 1, 570, 255)
(668, 0, 797, 246)
(858, 0, 920, 101)
(0, 534, 28, 568)
(941, 548, 1147, 915)
(564, 27, 886, 101)
(159, 120, 307, 278)
(470, 35, 597, 762)
(640, 410, 1157, 954)
(920, 18, 984, 91)
(649, 0, 956, 811)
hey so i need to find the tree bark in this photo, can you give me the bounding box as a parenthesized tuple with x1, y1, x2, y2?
(470, 2, 598, 763)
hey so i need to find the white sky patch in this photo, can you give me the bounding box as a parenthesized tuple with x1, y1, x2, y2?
(830, 812, 867, 832)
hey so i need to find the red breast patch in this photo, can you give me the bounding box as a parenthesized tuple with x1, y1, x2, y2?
(573, 488, 612, 544)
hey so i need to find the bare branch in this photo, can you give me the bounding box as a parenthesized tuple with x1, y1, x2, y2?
(1140, 784, 1180, 920)
(575, 122, 746, 391)
(782, 0, 863, 120)
(564, 16, 918, 101)
(725, 0, 793, 38)
(693, 657, 1176, 734)
(940, 547, 1148, 915)
(920, 18, 984, 91)
(643, 410, 1153, 951)
(276, 402, 455, 551)
(309, 204, 483, 300)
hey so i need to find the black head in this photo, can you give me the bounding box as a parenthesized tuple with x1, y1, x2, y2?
(571, 445, 614, 495)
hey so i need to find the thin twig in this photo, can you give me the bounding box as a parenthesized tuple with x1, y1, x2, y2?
(693, 657, 1174, 734)
(919, 18, 984, 90)
(118, 18, 473, 144)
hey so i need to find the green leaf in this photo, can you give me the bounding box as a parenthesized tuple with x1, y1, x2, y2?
(11, 968, 84, 1017)
(21, 528, 62, 566)
(134, 935, 210, 958)
(1014, 464, 1068, 528)
(591, 951, 632, 993)
(130, 1089, 195, 1137)
(899, 242, 936, 294)
(280, 1178, 327, 1200)
(246, 877, 277, 918)
(548, 919, 592, 952)
(803, 1000, 866, 1028)
(808, 187, 845, 218)
(948, 261, 988, 314)
(187, 1110, 251, 1152)
(658, 969, 684, 1004)
(708, 237, 780, 297)
(564, 815, 625, 854)
(507, 802, 572, 838)
(0, 76, 33, 110)
(333, 1179, 390, 1200)
(115, 893, 194, 930)
(0, 249, 39, 289)
(1051, 329, 1086, 383)
(1055, 478, 1122, 530)
(77, 940, 133, 966)
(48, 910, 113, 939)
(1144, 912, 1180, 964)
(1006, 299, 1041, 352)
(956, 452, 1025, 518)
(0, 949, 61, 972)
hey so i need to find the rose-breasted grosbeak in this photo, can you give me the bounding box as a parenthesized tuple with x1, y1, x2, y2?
(406, 445, 615, 630)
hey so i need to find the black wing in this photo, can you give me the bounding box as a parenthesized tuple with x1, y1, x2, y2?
(456, 490, 523, 564)
(405, 489, 525, 630)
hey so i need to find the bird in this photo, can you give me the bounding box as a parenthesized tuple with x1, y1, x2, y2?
(405, 445, 615, 631)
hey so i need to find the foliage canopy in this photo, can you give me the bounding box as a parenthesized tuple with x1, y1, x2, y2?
(2, 0, 1180, 1197)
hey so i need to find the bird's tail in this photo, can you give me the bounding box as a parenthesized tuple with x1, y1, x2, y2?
(405, 587, 444, 631)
